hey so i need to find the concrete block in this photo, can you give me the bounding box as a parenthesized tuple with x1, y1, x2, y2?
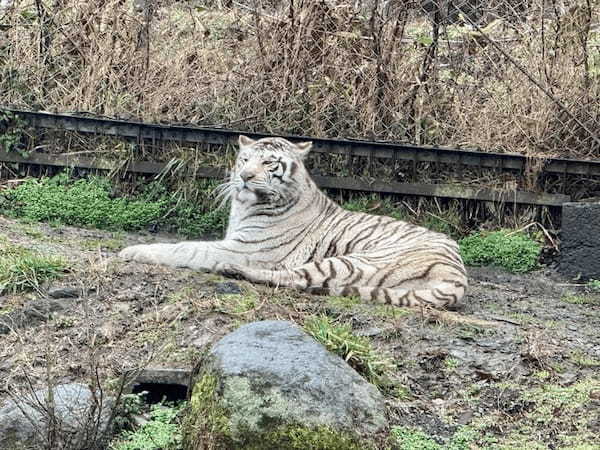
(559, 202, 600, 280)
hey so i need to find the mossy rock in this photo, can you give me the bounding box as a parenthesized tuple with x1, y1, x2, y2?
(181, 321, 388, 449)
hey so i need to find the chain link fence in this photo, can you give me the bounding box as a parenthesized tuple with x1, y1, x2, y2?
(0, 0, 599, 162)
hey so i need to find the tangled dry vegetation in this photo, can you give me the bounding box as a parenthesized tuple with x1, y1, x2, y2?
(0, 0, 599, 160)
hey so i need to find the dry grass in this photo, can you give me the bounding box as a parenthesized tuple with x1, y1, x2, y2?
(0, 0, 599, 162)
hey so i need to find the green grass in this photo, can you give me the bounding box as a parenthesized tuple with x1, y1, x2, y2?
(0, 241, 66, 294)
(571, 350, 600, 368)
(561, 294, 600, 306)
(2, 174, 165, 231)
(0, 173, 229, 237)
(304, 315, 393, 384)
(458, 230, 541, 273)
(110, 403, 184, 450)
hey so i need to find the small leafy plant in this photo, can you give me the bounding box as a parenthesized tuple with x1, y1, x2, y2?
(110, 403, 185, 450)
(459, 230, 541, 273)
(304, 315, 392, 384)
(391, 426, 477, 450)
(561, 294, 600, 306)
(0, 174, 229, 237)
(587, 279, 600, 292)
(2, 174, 165, 231)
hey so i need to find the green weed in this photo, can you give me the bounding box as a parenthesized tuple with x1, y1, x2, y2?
(304, 315, 393, 384)
(444, 357, 460, 371)
(2, 174, 164, 231)
(1, 174, 229, 237)
(390, 426, 478, 450)
(229, 295, 256, 315)
(587, 279, 600, 292)
(325, 296, 411, 321)
(459, 230, 541, 273)
(369, 304, 411, 320)
(392, 385, 412, 401)
(110, 403, 184, 450)
(16, 222, 44, 239)
(390, 426, 441, 450)
(561, 294, 600, 306)
(0, 242, 66, 294)
(571, 350, 600, 368)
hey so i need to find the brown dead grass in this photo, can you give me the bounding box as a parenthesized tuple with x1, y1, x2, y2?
(0, 0, 599, 161)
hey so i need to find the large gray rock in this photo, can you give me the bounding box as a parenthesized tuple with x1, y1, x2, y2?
(184, 320, 388, 449)
(0, 383, 113, 449)
(559, 202, 600, 280)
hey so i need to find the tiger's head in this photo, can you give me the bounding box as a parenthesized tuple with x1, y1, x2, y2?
(220, 135, 313, 206)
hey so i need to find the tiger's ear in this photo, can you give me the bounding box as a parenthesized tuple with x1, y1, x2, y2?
(295, 141, 312, 159)
(238, 135, 256, 149)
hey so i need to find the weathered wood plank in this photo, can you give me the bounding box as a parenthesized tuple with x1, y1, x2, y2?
(0, 151, 570, 206)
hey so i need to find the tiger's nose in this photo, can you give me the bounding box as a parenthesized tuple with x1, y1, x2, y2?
(240, 170, 255, 182)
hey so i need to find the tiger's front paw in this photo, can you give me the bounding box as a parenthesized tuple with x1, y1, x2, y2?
(215, 263, 247, 280)
(119, 244, 159, 264)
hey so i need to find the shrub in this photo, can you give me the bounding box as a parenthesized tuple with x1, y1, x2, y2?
(0, 174, 229, 237)
(459, 230, 541, 273)
(110, 403, 184, 450)
(3, 174, 165, 231)
(391, 426, 477, 450)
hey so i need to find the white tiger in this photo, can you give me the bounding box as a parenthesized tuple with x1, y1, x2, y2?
(119, 135, 467, 308)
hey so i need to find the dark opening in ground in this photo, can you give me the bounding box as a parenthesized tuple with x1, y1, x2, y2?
(132, 382, 188, 404)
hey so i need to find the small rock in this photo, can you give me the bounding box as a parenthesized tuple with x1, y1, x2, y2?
(457, 410, 474, 425)
(47, 287, 81, 299)
(0, 298, 68, 335)
(559, 372, 578, 386)
(589, 390, 600, 400)
(0, 383, 114, 449)
(355, 326, 383, 337)
(477, 339, 501, 349)
(215, 281, 242, 295)
(191, 332, 214, 349)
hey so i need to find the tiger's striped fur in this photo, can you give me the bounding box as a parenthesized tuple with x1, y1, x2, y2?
(119, 135, 467, 308)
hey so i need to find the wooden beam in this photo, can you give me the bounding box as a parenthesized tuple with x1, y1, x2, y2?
(0, 151, 570, 206)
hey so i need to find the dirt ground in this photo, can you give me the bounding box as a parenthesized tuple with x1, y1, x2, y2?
(1, 215, 599, 449)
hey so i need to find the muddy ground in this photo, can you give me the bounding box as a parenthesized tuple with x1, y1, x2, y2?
(0, 215, 599, 449)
